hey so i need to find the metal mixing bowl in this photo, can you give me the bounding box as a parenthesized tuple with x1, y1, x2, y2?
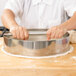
(3, 29, 70, 57)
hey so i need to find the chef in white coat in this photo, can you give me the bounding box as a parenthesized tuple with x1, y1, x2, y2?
(1, 0, 76, 40)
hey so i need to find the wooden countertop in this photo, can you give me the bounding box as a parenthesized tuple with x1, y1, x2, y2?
(0, 38, 76, 76)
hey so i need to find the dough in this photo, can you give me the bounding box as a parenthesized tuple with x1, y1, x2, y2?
(1, 45, 73, 59)
(69, 30, 76, 43)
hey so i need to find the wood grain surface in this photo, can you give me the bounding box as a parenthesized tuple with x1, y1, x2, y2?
(0, 38, 76, 76)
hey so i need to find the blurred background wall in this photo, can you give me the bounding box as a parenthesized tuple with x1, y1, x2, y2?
(0, 0, 8, 26)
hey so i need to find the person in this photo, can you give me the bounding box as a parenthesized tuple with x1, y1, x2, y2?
(1, 0, 76, 40)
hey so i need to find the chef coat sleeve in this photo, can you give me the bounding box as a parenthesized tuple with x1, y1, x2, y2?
(64, 0, 76, 17)
(4, 0, 24, 17)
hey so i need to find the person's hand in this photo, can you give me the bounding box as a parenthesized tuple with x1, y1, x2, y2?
(47, 26, 67, 40)
(10, 26, 29, 40)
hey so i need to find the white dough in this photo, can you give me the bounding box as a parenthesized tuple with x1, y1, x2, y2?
(1, 45, 73, 59)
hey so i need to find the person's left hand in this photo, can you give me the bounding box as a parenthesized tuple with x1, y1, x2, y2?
(47, 26, 67, 40)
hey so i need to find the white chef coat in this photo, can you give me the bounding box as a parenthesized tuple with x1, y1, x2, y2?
(4, 0, 76, 29)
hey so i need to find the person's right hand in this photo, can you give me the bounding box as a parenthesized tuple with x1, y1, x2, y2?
(10, 26, 29, 40)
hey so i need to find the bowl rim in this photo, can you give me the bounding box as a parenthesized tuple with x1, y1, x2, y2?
(3, 32, 69, 42)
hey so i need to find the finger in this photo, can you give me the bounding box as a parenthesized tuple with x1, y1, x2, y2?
(16, 27, 21, 39)
(51, 31, 56, 39)
(23, 28, 29, 40)
(58, 31, 64, 38)
(22, 29, 26, 40)
(19, 27, 25, 40)
(47, 30, 51, 40)
(58, 33, 63, 38)
(11, 29, 17, 38)
(54, 30, 61, 39)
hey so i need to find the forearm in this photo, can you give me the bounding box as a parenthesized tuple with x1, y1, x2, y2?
(1, 9, 18, 29)
(60, 12, 76, 31)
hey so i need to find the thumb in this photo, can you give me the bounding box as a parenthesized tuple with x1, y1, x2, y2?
(47, 30, 51, 40)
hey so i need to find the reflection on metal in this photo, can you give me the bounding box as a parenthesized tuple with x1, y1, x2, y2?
(3, 29, 70, 57)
